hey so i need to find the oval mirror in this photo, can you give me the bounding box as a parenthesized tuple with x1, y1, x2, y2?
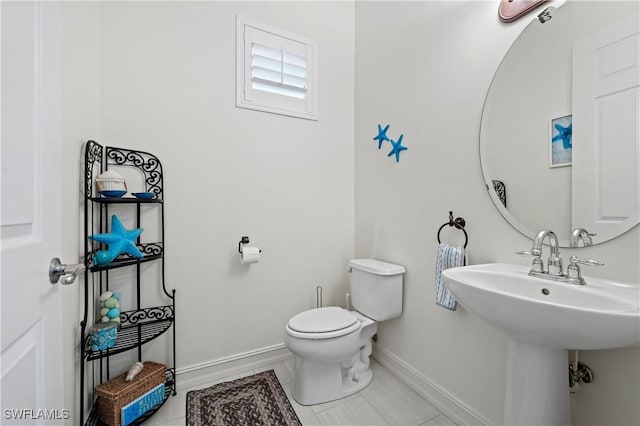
(480, 1, 639, 247)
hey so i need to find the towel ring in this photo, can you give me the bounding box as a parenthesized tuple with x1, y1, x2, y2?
(437, 211, 468, 248)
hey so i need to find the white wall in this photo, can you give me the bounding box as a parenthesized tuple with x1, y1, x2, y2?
(59, 2, 101, 420)
(97, 0, 355, 368)
(355, 1, 639, 425)
(60, 1, 355, 421)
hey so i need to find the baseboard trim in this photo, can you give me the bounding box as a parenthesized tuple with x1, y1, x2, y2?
(372, 344, 492, 426)
(176, 343, 293, 391)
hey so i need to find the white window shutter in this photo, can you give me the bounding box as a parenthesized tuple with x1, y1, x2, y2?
(237, 16, 317, 120)
(251, 42, 307, 99)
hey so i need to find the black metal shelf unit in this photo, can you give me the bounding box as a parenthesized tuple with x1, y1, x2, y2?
(81, 140, 176, 426)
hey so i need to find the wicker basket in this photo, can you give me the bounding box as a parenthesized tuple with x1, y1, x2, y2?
(96, 170, 127, 192)
(94, 361, 165, 426)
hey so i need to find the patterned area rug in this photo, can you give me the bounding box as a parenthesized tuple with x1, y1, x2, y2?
(186, 370, 302, 426)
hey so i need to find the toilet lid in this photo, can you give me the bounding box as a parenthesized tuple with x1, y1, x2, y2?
(288, 307, 358, 334)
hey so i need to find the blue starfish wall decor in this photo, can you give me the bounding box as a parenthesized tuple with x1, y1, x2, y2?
(388, 134, 408, 163)
(373, 124, 390, 149)
(371, 124, 409, 162)
(90, 215, 144, 266)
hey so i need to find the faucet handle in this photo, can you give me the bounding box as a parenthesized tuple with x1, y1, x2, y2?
(568, 256, 604, 267)
(516, 250, 543, 259)
(566, 256, 604, 285)
(516, 250, 544, 273)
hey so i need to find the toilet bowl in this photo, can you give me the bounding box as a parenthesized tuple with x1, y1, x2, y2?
(284, 308, 377, 405)
(284, 259, 405, 405)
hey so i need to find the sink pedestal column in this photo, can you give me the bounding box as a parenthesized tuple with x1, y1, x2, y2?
(504, 338, 569, 425)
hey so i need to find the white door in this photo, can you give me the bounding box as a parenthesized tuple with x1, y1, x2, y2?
(572, 13, 640, 239)
(1, 2, 66, 424)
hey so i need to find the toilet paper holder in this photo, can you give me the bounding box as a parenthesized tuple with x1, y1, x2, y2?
(238, 236, 262, 254)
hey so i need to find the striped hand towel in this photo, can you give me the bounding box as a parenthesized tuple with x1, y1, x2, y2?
(435, 242, 466, 310)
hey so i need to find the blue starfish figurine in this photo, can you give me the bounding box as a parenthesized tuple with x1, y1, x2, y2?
(90, 215, 144, 266)
(388, 134, 408, 162)
(373, 124, 390, 149)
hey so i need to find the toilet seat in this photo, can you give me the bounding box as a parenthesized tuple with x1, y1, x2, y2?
(286, 307, 361, 339)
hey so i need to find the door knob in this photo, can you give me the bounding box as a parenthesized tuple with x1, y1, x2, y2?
(49, 257, 85, 285)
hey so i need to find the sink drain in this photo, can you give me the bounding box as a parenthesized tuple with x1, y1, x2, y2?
(541, 288, 550, 295)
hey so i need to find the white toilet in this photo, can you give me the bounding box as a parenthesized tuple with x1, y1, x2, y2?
(284, 258, 405, 405)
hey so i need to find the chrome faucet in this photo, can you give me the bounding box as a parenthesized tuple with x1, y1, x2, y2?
(570, 228, 594, 247)
(532, 230, 563, 276)
(517, 229, 603, 285)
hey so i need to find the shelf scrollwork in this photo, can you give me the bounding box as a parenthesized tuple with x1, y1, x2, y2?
(87, 242, 164, 271)
(121, 305, 174, 325)
(140, 242, 163, 257)
(105, 147, 163, 198)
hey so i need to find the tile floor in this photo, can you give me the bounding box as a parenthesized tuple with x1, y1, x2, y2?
(147, 358, 458, 426)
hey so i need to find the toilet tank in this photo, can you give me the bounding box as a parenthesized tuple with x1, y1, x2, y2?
(349, 259, 405, 321)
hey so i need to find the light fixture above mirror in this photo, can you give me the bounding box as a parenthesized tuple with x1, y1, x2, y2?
(498, 0, 548, 23)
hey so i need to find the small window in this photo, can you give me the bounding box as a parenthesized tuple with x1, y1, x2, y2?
(236, 16, 318, 120)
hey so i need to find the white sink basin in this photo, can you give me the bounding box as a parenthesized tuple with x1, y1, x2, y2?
(442, 263, 640, 350)
(442, 263, 640, 425)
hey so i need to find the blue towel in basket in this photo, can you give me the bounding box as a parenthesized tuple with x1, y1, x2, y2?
(435, 243, 466, 310)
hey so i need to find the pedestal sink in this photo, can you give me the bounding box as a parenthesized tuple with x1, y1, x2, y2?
(442, 263, 640, 426)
